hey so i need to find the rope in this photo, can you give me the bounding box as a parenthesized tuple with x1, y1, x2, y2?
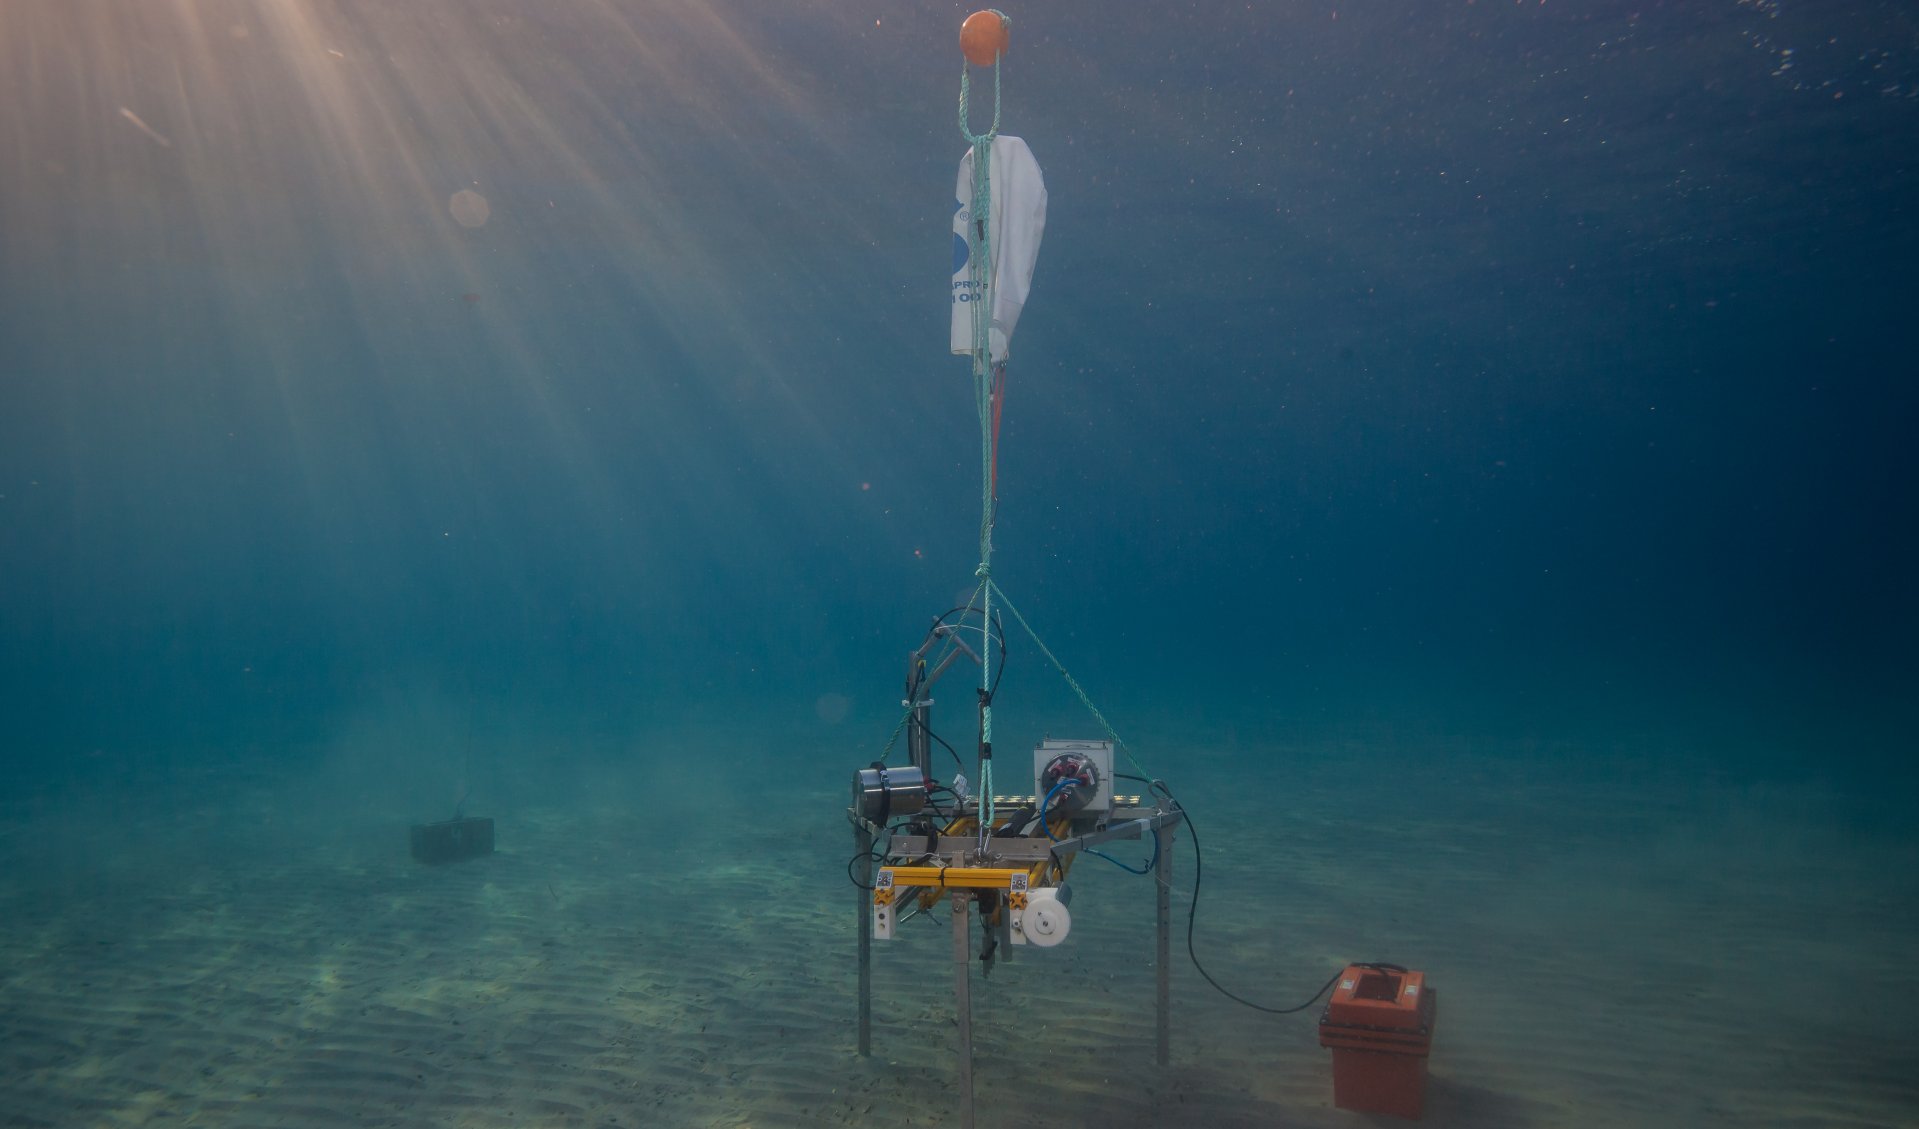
(922, 23, 1157, 843)
(988, 578, 1154, 782)
(877, 700, 916, 760)
(957, 42, 1003, 146)
(961, 51, 1005, 850)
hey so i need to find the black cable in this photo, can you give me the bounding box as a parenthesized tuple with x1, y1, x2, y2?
(846, 845, 887, 891)
(985, 607, 1006, 699)
(911, 713, 968, 773)
(880, 603, 1007, 777)
(926, 603, 1008, 701)
(846, 817, 948, 889)
(1162, 781, 1401, 1016)
(992, 805, 1037, 837)
(923, 784, 959, 819)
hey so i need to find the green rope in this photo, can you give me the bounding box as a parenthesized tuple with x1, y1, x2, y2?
(960, 50, 1006, 844)
(921, 21, 1151, 828)
(877, 699, 916, 760)
(871, 20, 1155, 834)
(988, 578, 1155, 782)
(966, 149, 997, 587)
(959, 30, 1156, 810)
(957, 39, 1003, 146)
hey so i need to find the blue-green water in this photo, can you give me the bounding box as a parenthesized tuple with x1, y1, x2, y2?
(1, 3, 1914, 1126)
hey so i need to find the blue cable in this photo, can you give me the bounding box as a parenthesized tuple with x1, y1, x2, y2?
(1039, 778, 1076, 840)
(1088, 826, 1159, 875)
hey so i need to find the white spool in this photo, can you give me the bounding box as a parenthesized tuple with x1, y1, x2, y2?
(1022, 888, 1071, 948)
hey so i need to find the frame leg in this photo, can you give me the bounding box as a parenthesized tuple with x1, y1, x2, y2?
(953, 893, 975, 1129)
(1156, 822, 1173, 1068)
(855, 820, 873, 1057)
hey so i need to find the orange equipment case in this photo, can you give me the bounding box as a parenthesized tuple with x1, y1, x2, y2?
(1317, 964, 1437, 1119)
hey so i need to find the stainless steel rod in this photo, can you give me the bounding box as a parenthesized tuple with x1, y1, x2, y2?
(1156, 820, 1173, 1068)
(953, 893, 975, 1129)
(856, 819, 873, 1057)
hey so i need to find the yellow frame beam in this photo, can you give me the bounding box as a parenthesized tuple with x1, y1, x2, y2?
(880, 866, 1028, 890)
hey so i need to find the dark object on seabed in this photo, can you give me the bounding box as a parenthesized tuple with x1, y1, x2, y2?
(410, 817, 495, 864)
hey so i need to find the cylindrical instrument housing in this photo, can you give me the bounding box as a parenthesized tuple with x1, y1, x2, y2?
(853, 764, 927, 823)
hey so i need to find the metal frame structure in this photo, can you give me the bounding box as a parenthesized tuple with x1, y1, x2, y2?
(840, 21, 1191, 1127)
(849, 797, 1184, 1129)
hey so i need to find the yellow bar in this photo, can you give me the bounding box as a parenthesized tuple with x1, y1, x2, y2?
(882, 866, 1027, 890)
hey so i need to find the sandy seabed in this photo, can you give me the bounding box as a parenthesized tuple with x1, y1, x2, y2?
(2, 729, 1914, 1129)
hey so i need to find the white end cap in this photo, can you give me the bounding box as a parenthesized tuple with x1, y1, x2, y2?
(1023, 888, 1071, 948)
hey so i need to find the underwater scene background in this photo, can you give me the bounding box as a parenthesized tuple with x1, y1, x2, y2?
(2, 2, 1913, 1126)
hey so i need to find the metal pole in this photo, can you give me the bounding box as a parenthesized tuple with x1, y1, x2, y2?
(1155, 820, 1173, 1068)
(907, 661, 931, 780)
(953, 892, 976, 1129)
(856, 819, 873, 1057)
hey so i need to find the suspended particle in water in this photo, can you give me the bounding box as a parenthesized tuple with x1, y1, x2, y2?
(815, 693, 852, 725)
(118, 107, 172, 148)
(450, 189, 491, 228)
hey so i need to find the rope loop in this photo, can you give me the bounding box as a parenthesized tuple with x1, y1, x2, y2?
(958, 50, 1004, 146)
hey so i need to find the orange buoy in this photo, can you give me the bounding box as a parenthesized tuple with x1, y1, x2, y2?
(960, 10, 1010, 68)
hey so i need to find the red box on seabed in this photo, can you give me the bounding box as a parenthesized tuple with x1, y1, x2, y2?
(1317, 965, 1437, 1120)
